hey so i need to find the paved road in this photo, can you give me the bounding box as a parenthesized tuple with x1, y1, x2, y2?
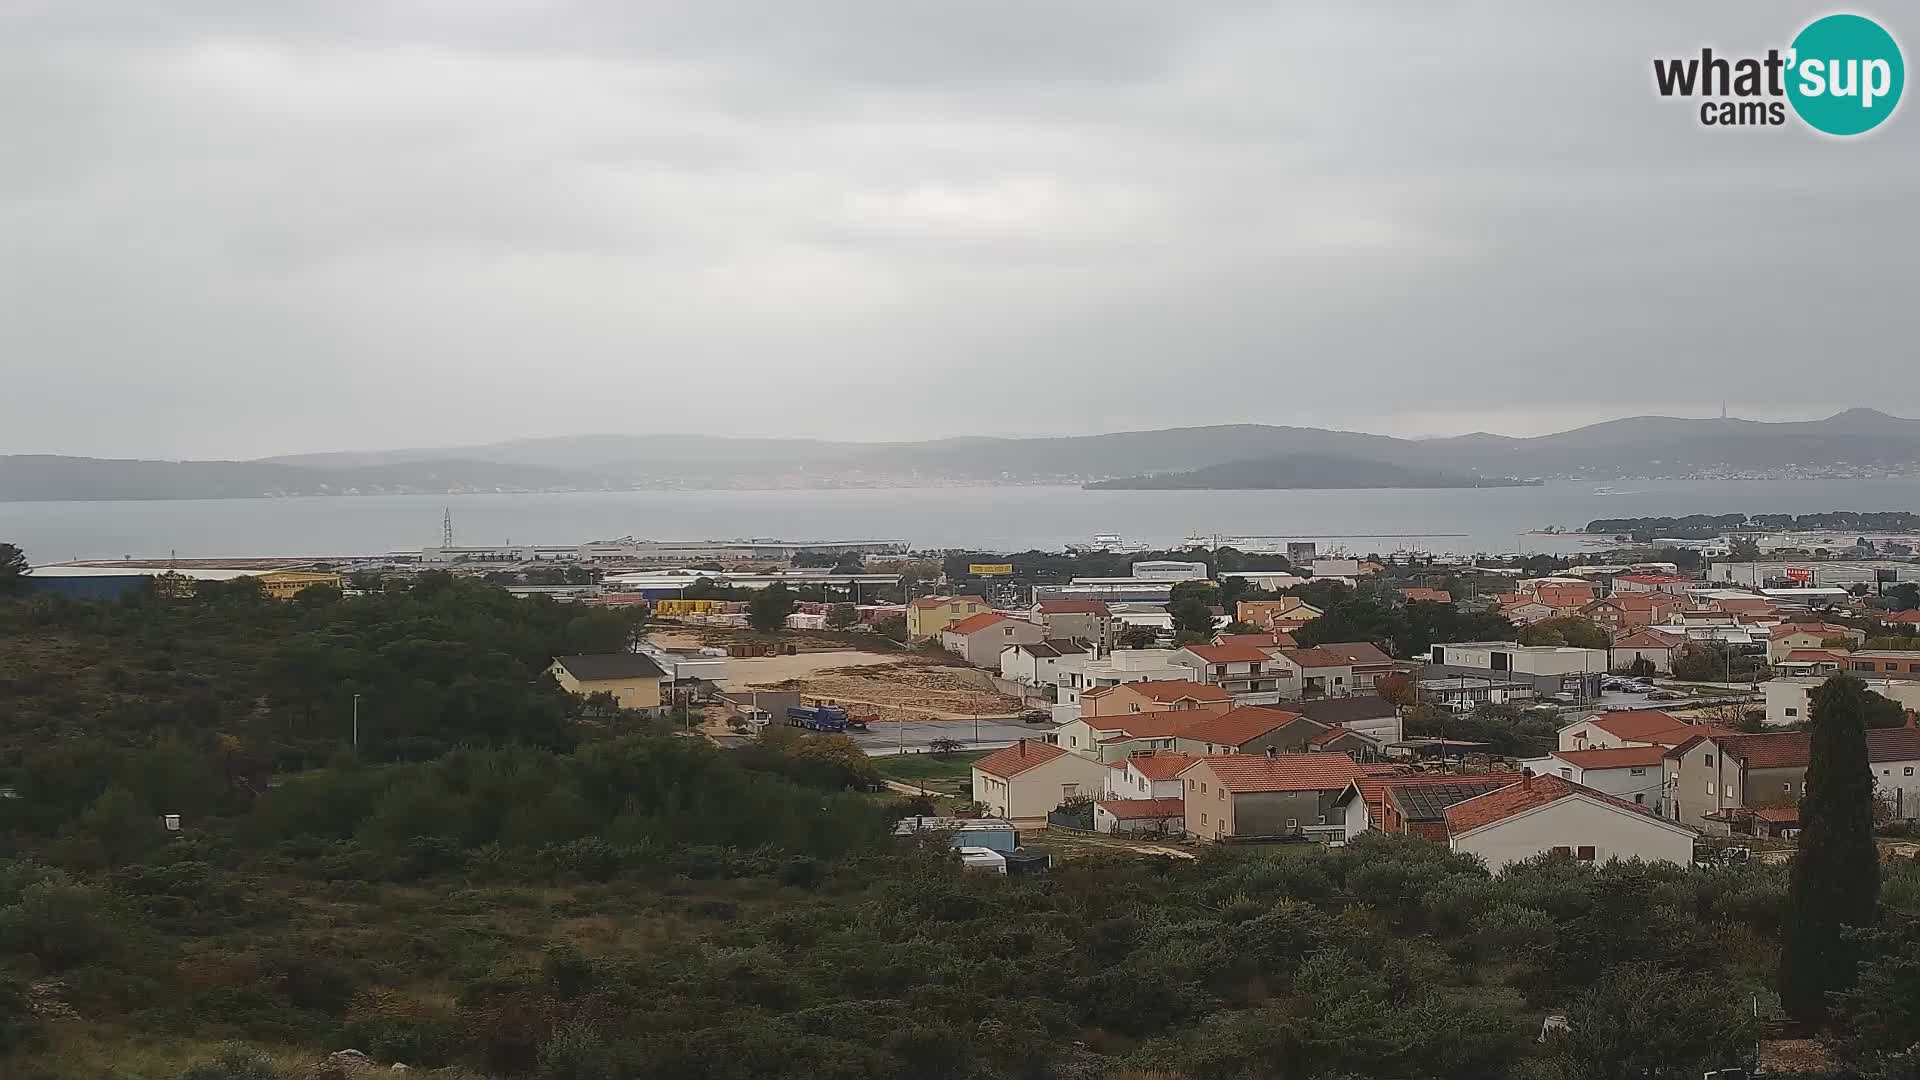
(852, 718, 1046, 756)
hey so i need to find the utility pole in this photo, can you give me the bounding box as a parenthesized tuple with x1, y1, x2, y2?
(352, 693, 361, 750)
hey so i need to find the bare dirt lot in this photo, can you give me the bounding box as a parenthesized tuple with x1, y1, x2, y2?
(754, 659, 1022, 720)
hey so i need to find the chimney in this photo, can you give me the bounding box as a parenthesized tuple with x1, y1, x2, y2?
(1265, 745, 1278, 760)
(1520, 767, 1535, 790)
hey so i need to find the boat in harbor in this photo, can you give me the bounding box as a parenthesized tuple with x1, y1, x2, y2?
(1066, 533, 1149, 554)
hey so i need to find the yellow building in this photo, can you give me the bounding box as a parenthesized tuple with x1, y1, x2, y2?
(257, 570, 342, 600)
(906, 594, 989, 639)
(549, 653, 667, 714)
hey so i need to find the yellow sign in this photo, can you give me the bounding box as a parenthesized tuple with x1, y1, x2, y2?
(968, 563, 1014, 576)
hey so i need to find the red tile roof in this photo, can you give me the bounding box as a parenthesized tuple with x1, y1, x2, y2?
(1581, 710, 1736, 747)
(972, 739, 1069, 778)
(1884, 610, 1920, 625)
(1670, 727, 1920, 770)
(1869, 727, 1920, 762)
(1179, 706, 1307, 748)
(1613, 630, 1682, 650)
(1771, 622, 1856, 639)
(1123, 750, 1199, 780)
(944, 611, 1012, 635)
(1399, 587, 1453, 604)
(1181, 642, 1279, 664)
(1279, 646, 1360, 669)
(1550, 745, 1669, 770)
(1087, 712, 1210, 740)
(1783, 649, 1849, 664)
(1618, 574, 1692, 585)
(1036, 600, 1112, 616)
(1184, 753, 1362, 793)
(1310, 725, 1375, 747)
(1308, 641, 1394, 666)
(1343, 771, 1525, 828)
(1096, 797, 1187, 820)
(1444, 773, 1674, 835)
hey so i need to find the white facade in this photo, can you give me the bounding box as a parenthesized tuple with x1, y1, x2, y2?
(1429, 642, 1608, 676)
(1872, 753, 1920, 819)
(1451, 793, 1696, 873)
(998, 644, 1089, 689)
(1768, 676, 1920, 726)
(1066, 649, 1189, 706)
(1516, 755, 1663, 809)
(1131, 560, 1209, 582)
(971, 753, 1112, 822)
(1312, 558, 1362, 578)
(1103, 759, 1187, 800)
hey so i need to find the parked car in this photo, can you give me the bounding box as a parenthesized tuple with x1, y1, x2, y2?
(1020, 709, 1050, 724)
(1646, 689, 1687, 701)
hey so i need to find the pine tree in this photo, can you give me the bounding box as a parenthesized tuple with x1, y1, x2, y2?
(1779, 674, 1882, 1024)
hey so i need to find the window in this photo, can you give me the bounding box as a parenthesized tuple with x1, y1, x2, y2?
(1704, 754, 1714, 767)
(1784, 782, 1792, 792)
(1634, 793, 1644, 805)
(1630, 767, 1646, 776)
(1705, 781, 1715, 795)
(1907, 767, 1916, 777)
(1062, 784, 1079, 800)
(1218, 788, 1224, 801)
(1576, 846, 1596, 861)
(1200, 812, 1208, 825)
(1201, 782, 1207, 794)
(1551, 845, 1572, 856)
(1317, 814, 1327, 824)
(1559, 768, 1572, 779)
(1725, 784, 1734, 797)
(1285, 818, 1299, 829)
(1785, 707, 1799, 717)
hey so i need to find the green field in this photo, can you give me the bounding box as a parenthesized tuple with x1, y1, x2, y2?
(874, 750, 987, 793)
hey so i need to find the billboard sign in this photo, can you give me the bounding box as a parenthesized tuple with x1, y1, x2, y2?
(1785, 566, 1813, 584)
(969, 563, 1013, 577)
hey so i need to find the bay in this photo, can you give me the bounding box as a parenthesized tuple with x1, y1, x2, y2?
(4, 477, 1920, 562)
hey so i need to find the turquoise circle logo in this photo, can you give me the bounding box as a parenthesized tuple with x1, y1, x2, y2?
(1787, 14, 1904, 135)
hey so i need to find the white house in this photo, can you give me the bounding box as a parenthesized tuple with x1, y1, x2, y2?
(1101, 750, 1197, 800)
(1767, 675, 1920, 727)
(1516, 745, 1668, 810)
(1443, 774, 1697, 873)
(941, 612, 1046, 668)
(999, 639, 1091, 689)
(970, 740, 1113, 824)
(1609, 629, 1685, 675)
(1556, 709, 1720, 752)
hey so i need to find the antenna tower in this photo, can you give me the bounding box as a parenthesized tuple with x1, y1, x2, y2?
(442, 507, 454, 548)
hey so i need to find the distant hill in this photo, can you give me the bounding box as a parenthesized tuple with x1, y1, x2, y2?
(7, 408, 1920, 500)
(1084, 454, 1533, 490)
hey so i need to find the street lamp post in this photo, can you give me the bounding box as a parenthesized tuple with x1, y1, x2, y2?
(352, 693, 360, 750)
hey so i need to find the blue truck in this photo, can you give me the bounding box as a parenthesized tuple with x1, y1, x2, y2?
(786, 703, 851, 732)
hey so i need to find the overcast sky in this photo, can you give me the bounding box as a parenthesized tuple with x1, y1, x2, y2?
(4, 2, 1916, 459)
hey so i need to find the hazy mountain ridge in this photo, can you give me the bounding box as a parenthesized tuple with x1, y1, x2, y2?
(7, 409, 1919, 501)
(1084, 454, 1534, 490)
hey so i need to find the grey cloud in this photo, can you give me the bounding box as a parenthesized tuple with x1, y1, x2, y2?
(0, 1, 1915, 458)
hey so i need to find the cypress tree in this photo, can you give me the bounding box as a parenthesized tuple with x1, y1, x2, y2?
(1779, 674, 1882, 1024)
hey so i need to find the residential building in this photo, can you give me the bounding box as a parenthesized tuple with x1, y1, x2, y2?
(1610, 629, 1685, 674)
(1080, 678, 1232, 720)
(999, 639, 1091, 690)
(1169, 642, 1294, 699)
(1498, 599, 1557, 626)
(907, 595, 989, 639)
(1180, 754, 1364, 842)
(1768, 622, 1867, 662)
(1665, 725, 1920, 827)
(1310, 725, 1386, 760)
(1775, 649, 1850, 678)
(1103, 749, 1198, 800)
(1093, 797, 1187, 836)
(1517, 746, 1668, 809)
(1295, 695, 1405, 745)
(1443, 773, 1697, 872)
(1613, 573, 1695, 596)
(1174, 706, 1315, 756)
(1270, 647, 1358, 699)
(1060, 649, 1192, 714)
(1766, 675, 1920, 726)
(1883, 610, 1920, 627)
(1581, 593, 1682, 631)
(1030, 600, 1113, 649)
(1557, 709, 1731, 752)
(549, 653, 667, 714)
(1301, 641, 1395, 692)
(1060, 711, 1208, 762)
(1216, 630, 1298, 650)
(1398, 587, 1453, 604)
(970, 739, 1112, 824)
(1335, 772, 1524, 840)
(1426, 641, 1608, 699)
(941, 612, 1046, 667)
(1847, 650, 1920, 680)
(1236, 597, 1324, 631)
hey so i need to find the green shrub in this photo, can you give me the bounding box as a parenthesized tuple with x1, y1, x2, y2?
(180, 1042, 278, 1080)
